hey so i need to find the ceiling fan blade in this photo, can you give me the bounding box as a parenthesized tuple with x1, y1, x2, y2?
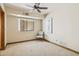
(38, 7, 48, 9)
(37, 8, 41, 13)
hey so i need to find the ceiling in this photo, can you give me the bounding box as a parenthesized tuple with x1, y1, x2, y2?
(4, 3, 56, 15)
(4, 3, 79, 15)
(4, 3, 49, 14)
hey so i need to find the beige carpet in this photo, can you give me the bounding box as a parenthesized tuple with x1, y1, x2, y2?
(0, 40, 79, 56)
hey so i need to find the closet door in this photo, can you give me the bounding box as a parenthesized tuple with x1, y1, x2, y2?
(0, 6, 5, 49)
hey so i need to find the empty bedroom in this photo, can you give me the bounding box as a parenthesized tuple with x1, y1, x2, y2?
(0, 3, 79, 56)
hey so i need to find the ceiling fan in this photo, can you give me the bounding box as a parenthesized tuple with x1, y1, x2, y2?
(26, 3, 48, 13)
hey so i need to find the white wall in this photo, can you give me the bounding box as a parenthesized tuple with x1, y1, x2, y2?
(7, 15, 42, 43)
(43, 4, 79, 52)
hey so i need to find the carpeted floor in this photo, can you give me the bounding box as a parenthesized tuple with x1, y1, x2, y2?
(0, 40, 79, 56)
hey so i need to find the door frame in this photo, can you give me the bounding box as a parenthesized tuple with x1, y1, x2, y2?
(0, 6, 5, 50)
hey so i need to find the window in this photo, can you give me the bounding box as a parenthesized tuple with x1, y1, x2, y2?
(18, 18, 34, 31)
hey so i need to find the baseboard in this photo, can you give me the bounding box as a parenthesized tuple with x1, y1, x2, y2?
(7, 39, 36, 45)
(7, 38, 46, 45)
(45, 40, 79, 54)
